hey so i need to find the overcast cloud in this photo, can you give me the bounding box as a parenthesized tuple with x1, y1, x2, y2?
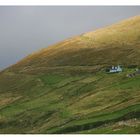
(0, 6, 140, 70)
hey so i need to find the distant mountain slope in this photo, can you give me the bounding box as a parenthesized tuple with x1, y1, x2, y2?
(7, 15, 140, 73)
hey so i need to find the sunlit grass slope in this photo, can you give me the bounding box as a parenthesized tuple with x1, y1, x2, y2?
(8, 15, 140, 72)
(0, 16, 140, 134)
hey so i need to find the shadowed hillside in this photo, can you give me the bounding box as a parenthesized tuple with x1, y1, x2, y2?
(0, 16, 140, 134)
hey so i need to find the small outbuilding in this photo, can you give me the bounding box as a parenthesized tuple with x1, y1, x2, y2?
(126, 68, 140, 78)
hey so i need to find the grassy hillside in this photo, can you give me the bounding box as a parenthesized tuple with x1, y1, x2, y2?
(0, 16, 140, 134)
(7, 15, 140, 73)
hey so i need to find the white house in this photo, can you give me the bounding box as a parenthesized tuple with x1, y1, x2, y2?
(109, 65, 122, 73)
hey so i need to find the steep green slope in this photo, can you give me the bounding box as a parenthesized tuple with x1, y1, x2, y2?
(0, 69, 140, 133)
(0, 16, 140, 134)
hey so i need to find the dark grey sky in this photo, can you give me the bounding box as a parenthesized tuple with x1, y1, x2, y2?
(0, 6, 140, 70)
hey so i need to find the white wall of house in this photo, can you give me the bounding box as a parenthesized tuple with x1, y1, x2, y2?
(117, 66, 122, 72)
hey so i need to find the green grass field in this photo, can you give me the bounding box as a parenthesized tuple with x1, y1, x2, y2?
(0, 67, 140, 134)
